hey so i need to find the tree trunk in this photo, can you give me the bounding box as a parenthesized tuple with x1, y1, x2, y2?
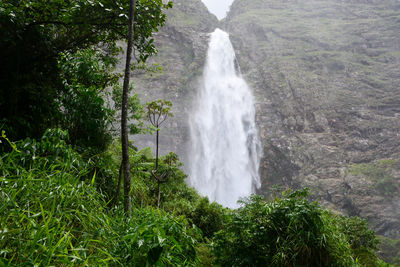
(157, 180, 161, 208)
(121, 0, 135, 216)
(155, 129, 159, 169)
(155, 129, 161, 207)
(114, 163, 123, 206)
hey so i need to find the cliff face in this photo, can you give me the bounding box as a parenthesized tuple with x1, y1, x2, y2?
(224, 0, 400, 240)
(131, 0, 400, 250)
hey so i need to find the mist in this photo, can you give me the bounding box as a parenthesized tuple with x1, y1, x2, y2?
(201, 0, 234, 19)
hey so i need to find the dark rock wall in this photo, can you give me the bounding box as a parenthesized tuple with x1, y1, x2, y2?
(224, 0, 400, 238)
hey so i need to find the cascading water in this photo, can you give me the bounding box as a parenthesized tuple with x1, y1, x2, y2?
(189, 28, 262, 208)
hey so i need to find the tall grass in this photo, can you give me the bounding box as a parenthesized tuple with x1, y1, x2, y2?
(0, 129, 199, 266)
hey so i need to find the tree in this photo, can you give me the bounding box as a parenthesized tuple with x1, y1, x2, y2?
(0, 0, 127, 141)
(112, 87, 144, 207)
(0, 0, 173, 213)
(0, 0, 172, 145)
(119, 1, 173, 214)
(120, 0, 136, 216)
(146, 100, 173, 207)
(58, 48, 118, 153)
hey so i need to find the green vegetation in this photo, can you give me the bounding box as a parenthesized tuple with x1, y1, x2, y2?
(335, 216, 387, 267)
(0, 130, 199, 266)
(349, 160, 399, 197)
(58, 48, 117, 153)
(1, 130, 390, 266)
(379, 236, 400, 266)
(0, 0, 170, 152)
(146, 100, 174, 207)
(213, 190, 362, 266)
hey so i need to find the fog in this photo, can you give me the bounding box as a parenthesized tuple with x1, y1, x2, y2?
(201, 0, 234, 20)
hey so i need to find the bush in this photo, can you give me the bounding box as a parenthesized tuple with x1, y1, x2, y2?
(0, 130, 110, 265)
(112, 208, 200, 266)
(335, 215, 382, 266)
(189, 197, 227, 239)
(212, 190, 356, 266)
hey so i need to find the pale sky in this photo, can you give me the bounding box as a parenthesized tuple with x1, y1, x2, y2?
(201, 0, 235, 20)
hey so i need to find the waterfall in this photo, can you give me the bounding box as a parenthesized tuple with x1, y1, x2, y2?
(188, 28, 262, 208)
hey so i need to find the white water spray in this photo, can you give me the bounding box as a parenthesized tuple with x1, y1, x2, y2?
(189, 28, 262, 208)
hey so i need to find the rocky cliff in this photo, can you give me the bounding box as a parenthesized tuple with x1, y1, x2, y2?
(130, 0, 400, 261)
(224, 0, 400, 238)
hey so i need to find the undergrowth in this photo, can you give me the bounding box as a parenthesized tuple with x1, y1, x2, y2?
(0, 129, 199, 266)
(0, 129, 391, 266)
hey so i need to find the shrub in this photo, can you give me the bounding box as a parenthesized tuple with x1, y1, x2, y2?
(58, 49, 116, 154)
(112, 208, 200, 266)
(344, 218, 376, 246)
(0, 130, 111, 265)
(332, 215, 395, 266)
(212, 189, 356, 266)
(189, 197, 227, 239)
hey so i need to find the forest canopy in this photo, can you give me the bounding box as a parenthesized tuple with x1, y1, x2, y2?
(0, 0, 171, 149)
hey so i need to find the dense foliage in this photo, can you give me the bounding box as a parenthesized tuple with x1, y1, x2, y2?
(212, 190, 354, 266)
(0, 130, 199, 266)
(211, 191, 390, 267)
(58, 48, 117, 153)
(0, 130, 390, 266)
(335, 215, 382, 267)
(0, 0, 171, 150)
